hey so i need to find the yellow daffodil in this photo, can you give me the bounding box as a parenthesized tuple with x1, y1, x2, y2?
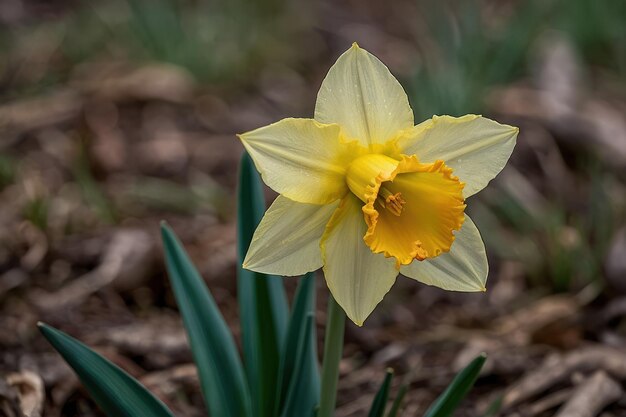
(238, 43, 518, 325)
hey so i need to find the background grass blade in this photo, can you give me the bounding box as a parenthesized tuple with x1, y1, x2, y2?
(368, 369, 393, 417)
(387, 383, 408, 417)
(479, 395, 503, 417)
(161, 224, 252, 417)
(38, 323, 176, 417)
(275, 273, 319, 415)
(423, 354, 487, 417)
(238, 152, 289, 417)
(279, 313, 320, 417)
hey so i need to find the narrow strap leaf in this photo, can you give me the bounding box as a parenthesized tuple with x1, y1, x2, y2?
(279, 313, 320, 417)
(423, 353, 487, 417)
(39, 323, 176, 417)
(276, 273, 319, 415)
(161, 224, 252, 417)
(386, 383, 408, 417)
(237, 152, 289, 417)
(368, 369, 394, 417)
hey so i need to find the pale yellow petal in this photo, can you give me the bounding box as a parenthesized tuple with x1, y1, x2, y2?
(401, 215, 487, 291)
(239, 118, 350, 204)
(398, 115, 518, 197)
(321, 193, 398, 325)
(244, 196, 337, 276)
(315, 43, 414, 148)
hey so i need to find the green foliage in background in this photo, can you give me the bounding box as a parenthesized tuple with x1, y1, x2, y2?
(22, 197, 49, 231)
(553, 0, 626, 75)
(408, 0, 625, 292)
(63, 0, 298, 83)
(475, 163, 618, 293)
(0, 155, 16, 191)
(408, 0, 545, 119)
(408, 0, 626, 119)
(73, 142, 118, 224)
(0, 0, 304, 98)
(406, 0, 626, 120)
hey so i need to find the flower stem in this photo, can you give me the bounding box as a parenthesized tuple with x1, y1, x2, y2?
(318, 294, 346, 417)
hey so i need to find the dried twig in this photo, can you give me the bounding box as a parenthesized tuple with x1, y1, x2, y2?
(6, 371, 45, 417)
(554, 371, 622, 417)
(0, 90, 83, 142)
(503, 345, 626, 408)
(32, 229, 154, 311)
(523, 388, 572, 417)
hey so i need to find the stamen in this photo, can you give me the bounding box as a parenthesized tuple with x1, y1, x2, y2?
(377, 186, 405, 216)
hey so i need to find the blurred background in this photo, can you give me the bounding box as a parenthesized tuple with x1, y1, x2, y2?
(0, 0, 625, 416)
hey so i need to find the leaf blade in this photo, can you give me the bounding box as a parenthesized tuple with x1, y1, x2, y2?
(39, 323, 175, 417)
(237, 152, 289, 417)
(423, 353, 487, 417)
(368, 369, 393, 417)
(161, 224, 252, 417)
(386, 383, 408, 417)
(276, 273, 320, 416)
(279, 313, 320, 417)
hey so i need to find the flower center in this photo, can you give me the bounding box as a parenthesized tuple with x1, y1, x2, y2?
(345, 154, 400, 208)
(346, 153, 466, 267)
(377, 187, 405, 216)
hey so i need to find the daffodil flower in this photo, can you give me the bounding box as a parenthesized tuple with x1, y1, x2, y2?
(239, 43, 518, 325)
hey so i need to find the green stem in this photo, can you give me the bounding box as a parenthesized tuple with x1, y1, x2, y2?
(318, 294, 346, 417)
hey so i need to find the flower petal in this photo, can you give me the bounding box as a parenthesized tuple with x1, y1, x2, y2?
(239, 118, 352, 204)
(398, 115, 519, 197)
(244, 196, 337, 276)
(315, 43, 414, 148)
(401, 215, 487, 291)
(321, 193, 398, 325)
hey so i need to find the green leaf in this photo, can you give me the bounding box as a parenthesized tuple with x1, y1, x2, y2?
(38, 323, 175, 417)
(276, 273, 320, 416)
(387, 383, 408, 417)
(479, 395, 503, 417)
(279, 313, 319, 417)
(368, 369, 393, 417)
(161, 224, 252, 417)
(423, 353, 487, 417)
(237, 152, 289, 417)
